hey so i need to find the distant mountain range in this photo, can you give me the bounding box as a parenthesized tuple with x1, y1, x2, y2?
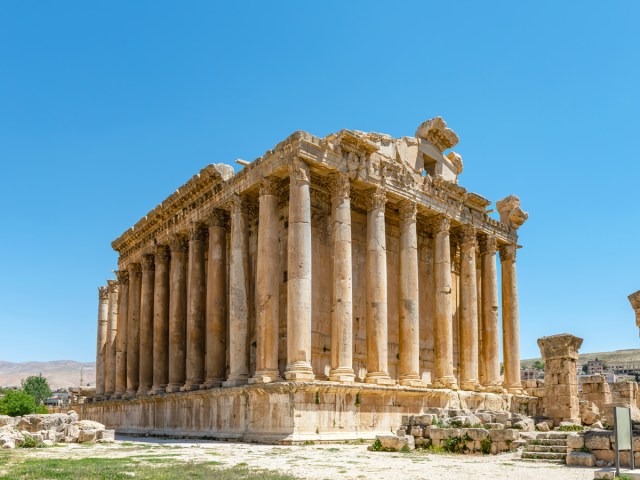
(0, 360, 95, 389)
(522, 349, 640, 368)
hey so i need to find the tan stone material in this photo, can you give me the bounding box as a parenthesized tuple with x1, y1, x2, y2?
(166, 235, 187, 393)
(113, 270, 129, 399)
(184, 223, 206, 391)
(499, 243, 522, 393)
(629, 290, 640, 335)
(125, 263, 142, 398)
(458, 226, 479, 391)
(104, 280, 119, 397)
(150, 245, 170, 394)
(479, 234, 501, 391)
(95, 286, 109, 398)
(137, 254, 154, 396)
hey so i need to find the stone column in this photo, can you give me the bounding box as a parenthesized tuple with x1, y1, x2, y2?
(538, 334, 583, 425)
(499, 243, 522, 393)
(328, 173, 355, 383)
(223, 194, 251, 386)
(166, 234, 188, 393)
(431, 215, 458, 389)
(95, 286, 109, 399)
(104, 279, 119, 397)
(125, 263, 142, 398)
(137, 254, 154, 396)
(476, 261, 484, 385)
(364, 187, 393, 385)
(398, 201, 421, 387)
(204, 210, 227, 388)
(114, 269, 129, 398)
(184, 223, 207, 391)
(479, 234, 501, 391)
(285, 160, 315, 381)
(458, 226, 480, 391)
(251, 178, 282, 384)
(151, 245, 170, 394)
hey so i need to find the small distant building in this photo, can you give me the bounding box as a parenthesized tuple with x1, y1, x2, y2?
(585, 359, 605, 375)
(521, 368, 544, 381)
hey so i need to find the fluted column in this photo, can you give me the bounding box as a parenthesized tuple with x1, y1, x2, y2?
(166, 234, 188, 393)
(285, 159, 315, 381)
(364, 187, 393, 385)
(431, 215, 458, 389)
(151, 245, 170, 394)
(137, 254, 154, 395)
(125, 263, 142, 398)
(500, 243, 522, 393)
(204, 210, 227, 388)
(398, 201, 421, 386)
(251, 179, 282, 384)
(184, 223, 207, 391)
(328, 173, 355, 383)
(105, 280, 119, 397)
(223, 194, 251, 386)
(114, 270, 129, 398)
(458, 226, 480, 391)
(95, 286, 109, 399)
(479, 234, 501, 391)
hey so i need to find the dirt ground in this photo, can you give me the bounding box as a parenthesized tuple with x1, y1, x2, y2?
(1, 435, 601, 480)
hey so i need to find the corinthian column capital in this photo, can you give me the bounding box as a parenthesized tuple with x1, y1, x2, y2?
(141, 254, 155, 272)
(365, 187, 387, 211)
(116, 269, 129, 285)
(168, 233, 188, 254)
(99, 286, 109, 301)
(499, 243, 517, 262)
(128, 262, 142, 278)
(155, 244, 170, 264)
(458, 225, 477, 248)
(288, 157, 310, 184)
(398, 200, 417, 221)
(207, 208, 228, 228)
(189, 222, 207, 242)
(108, 279, 119, 294)
(329, 173, 350, 198)
(478, 234, 497, 255)
(428, 215, 451, 235)
(259, 177, 279, 197)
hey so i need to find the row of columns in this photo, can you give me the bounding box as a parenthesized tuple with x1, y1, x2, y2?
(96, 162, 522, 397)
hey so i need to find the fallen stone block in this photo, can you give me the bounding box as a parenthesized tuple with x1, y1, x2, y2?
(566, 452, 596, 467)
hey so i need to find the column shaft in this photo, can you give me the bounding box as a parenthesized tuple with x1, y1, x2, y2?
(251, 179, 282, 383)
(398, 201, 421, 386)
(105, 280, 119, 397)
(458, 226, 480, 391)
(114, 270, 129, 398)
(285, 159, 314, 381)
(364, 187, 393, 385)
(432, 215, 458, 389)
(500, 243, 522, 393)
(184, 223, 207, 390)
(137, 254, 154, 395)
(125, 263, 142, 397)
(166, 235, 188, 392)
(223, 195, 251, 386)
(480, 234, 501, 390)
(204, 211, 227, 387)
(95, 286, 109, 398)
(329, 174, 355, 383)
(151, 245, 170, 394)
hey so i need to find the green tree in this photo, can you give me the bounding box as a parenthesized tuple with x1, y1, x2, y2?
(0, 390, 37, 416)
(21, 374, 51, 405)
(533, 360, 544, 370)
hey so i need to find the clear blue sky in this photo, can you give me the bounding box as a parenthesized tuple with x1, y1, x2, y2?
(1, 1, 638, 363)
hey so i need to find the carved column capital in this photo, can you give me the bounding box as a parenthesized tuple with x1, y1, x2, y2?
(141, 253, 155, 272)
(478, 234, 497, 255)
(116, 269, 129, 285)
(189, 222, 207, 242)
(168, 234, 188, 254)
(428, 215, 451, 235)
(288, 157, 310, 184)
(155, 244, 170, 264)
(207, 208, 228, 228)
(398, 201, 417, 221)
(259, 177, 279, 197)
(365, 187, 387, 211)
(107, 279, 119, 294)
(498, 243, 517, 262)
(226, 194, 256, 216)
(128, 262, 142, 278)
(329, 173, 350, 198)
(99, 286, 109, 301)
(458, 225, 477, 248)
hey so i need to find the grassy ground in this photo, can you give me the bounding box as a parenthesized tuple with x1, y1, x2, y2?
(0, 450, 301, 480)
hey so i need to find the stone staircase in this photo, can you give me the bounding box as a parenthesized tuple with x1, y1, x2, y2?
(520, 432, 569, 463)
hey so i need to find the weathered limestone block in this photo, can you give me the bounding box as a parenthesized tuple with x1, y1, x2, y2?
(78, 429, 97, 443)
(566, 452, 596, 467)
(376, 434, 415, 451)
(567, 433, 585, 450)
(97, 429, 115, 443)
(410, 426, 423, 437)
(488, 429, 519, 442)
(585, 432, 611, 451)
(580, 400, 600, 425)
(484, 423, 505, 430)
(466, 428, 489, 441)
(535, 421, 550, 431)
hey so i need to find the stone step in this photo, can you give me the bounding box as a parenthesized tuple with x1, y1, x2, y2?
(521, 451, 567, 461)
(535, 432, 570, 440)
(520, 458, 566, 465)
(525, 445, 568, 453)
(530, 439, 568, 446)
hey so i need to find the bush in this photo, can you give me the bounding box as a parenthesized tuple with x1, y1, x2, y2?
(0, 390, 37, 417)
(480, 436, 492, 455)
(36, 405, 49, 414)
(442, 436, 468, 453)
(559, 424, 583, 432)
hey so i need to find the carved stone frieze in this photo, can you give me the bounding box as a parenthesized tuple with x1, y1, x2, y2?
(415, 116, 459, 152)
(496, 195, 529, 230)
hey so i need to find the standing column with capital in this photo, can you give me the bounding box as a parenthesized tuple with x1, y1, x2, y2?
(104, 280, 119, 398)
(151, 245, 170, 394)
(204, 210, 227, 388)
(500, 243, 522, 393)
(223, 194, 251, 386)
(328, 173, 355, 383)
(431, 215, 458, 389)
(364, 187, 393, 385)
(166, 234, 188, 393)
(184, 223, 207, 391)
(458, 226, 480, 391)
(479, 234, 501, 391)
(251, 178, 282, 384)
(137, 254, 155, 395)
(95, 286, 109, 399)
(398, 201, 422, 386)
(114, 270, 129, 398)
(125, 263, 142, 398)
(285, 159, 315, 381)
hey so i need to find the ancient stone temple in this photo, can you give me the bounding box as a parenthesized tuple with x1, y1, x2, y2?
(86, 117, 531, 442)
